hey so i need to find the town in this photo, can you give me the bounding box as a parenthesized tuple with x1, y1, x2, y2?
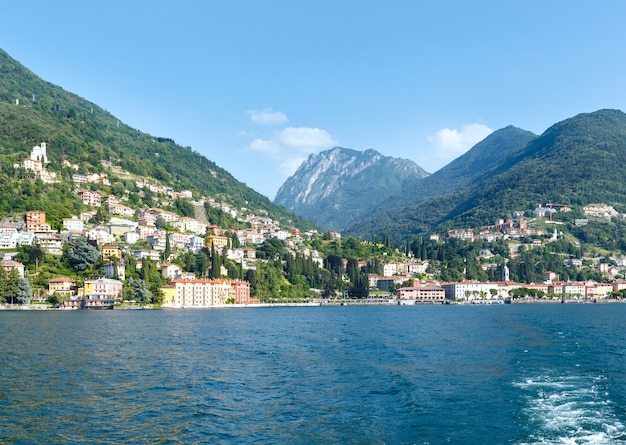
(1, 142, 626, 310)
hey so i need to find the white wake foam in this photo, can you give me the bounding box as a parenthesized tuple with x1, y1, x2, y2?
(514, 374, 626, 444)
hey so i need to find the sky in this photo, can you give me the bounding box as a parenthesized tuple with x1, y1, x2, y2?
(2, 1, 626, 199)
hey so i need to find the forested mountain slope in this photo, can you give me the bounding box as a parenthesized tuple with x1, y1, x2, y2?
(0, 48, 313, 229)
(347, 109, 626, 239)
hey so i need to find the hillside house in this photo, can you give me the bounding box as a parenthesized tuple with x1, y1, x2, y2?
(102, 245, 122, 261)
(63, 217, 85, 233)
(25, 211, 51, 232)
(1, 259, 25, 278)
(48, 277, 76, 296)
(35, 234, 63, 255)
(110, 204, 135, 218)
(160, 263, 182, 280)
(103, 262, 125, 280)
(78, 190, 102, 207)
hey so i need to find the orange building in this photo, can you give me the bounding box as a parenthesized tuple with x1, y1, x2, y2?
(25, 211, 51, 232)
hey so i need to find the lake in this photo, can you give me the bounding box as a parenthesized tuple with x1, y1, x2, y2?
(1, 304, 626, 444)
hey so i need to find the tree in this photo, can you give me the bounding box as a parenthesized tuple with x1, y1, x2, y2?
(325, 254, 344, 275)
(209, 244, 221, 278)
(0, 267, 7, 302)
(3, 268, 20, 304)
(127, 277, 152, 303)
(16, 278, 33, 304)
(231, 233, 241, 248)
(245, 269, 258, 296)
(226, 261, 241, 279)
(346, 258, 360, 284)
(162, 233, 171, 261)
(66, 237, 100, 272)
(348, 270, 369, 299)
(47, 294, 63, 308)
(89, 206, 109, 225)
(256, 238, 284, 261)
(24, 239, 46, 269)
(155, 215, 167, 230)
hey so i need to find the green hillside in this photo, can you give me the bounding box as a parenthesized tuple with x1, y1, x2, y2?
(347, 109, 626, 239)
(412, 125, 536, 201)
(0, 48, 313, 229)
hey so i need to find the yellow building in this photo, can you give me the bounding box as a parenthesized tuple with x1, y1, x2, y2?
(161, 284, 177, 305)
(102, 245, 123, 261)
(48, 277, 76, 296)
(206, 235, 229, 250)
(83, 278, 123, 296)
(161, 278, 251, 308)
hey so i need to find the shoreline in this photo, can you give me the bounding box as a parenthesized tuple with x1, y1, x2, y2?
(1, 298, 624, 310)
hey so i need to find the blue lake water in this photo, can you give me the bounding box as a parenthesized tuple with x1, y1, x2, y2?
(1, 304, 626, 444)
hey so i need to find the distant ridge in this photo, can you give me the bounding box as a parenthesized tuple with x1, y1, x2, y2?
(274, 147, 429, 231)
(345, 109, 626, 239)
(412, 125, 537, 201)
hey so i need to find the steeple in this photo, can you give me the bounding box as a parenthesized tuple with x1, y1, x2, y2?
(502, 262, 510, 282)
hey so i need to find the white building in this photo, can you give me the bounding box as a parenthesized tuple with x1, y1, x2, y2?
(124, 231, 140, 245)
(86, 227, 115, 246)
(441, 281, 501, 301)
(63, 217, 85, 233)
(382, 263, 397, 277)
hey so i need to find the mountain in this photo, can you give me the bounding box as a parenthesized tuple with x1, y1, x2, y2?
(408, 125, 537, 202)
(0, 48, 313, 229)
(274, 147, 429, 231)
(346, 109, 626, 239)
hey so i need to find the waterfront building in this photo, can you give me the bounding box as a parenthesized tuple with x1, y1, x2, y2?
(48, 277, 76, 296)
(441, 281, 500, 301)
(79, 278, 123, 308)
(84, 277, 123, 296)
(397, 283, 445, 304)
(161, 278, 251, 307)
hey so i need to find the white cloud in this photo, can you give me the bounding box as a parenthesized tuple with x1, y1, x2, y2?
(279, 157, 307, 177)
(428, 123, 493, 161)
(248, 108, 288, 125)
(247, 126, 337, 176)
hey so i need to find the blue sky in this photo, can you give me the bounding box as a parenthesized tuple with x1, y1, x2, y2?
(2, 1, 626, 199)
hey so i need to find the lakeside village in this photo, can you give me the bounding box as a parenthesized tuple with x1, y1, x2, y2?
(2, 142, 626, 310)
